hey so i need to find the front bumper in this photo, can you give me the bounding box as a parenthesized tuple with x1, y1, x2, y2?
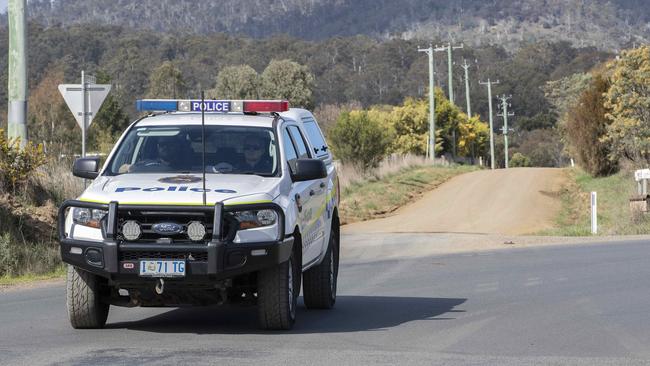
(58, 200, 293, 282)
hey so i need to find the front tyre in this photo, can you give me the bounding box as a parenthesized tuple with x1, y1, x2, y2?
(66, 265, 109, 329)
(257, 253, 298, 330)
(303, 225, 339, 309)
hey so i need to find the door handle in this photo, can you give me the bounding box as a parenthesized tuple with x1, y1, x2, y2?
(295, 193, 302, 212)
(319, 182, 326, 189)
(309, 189, 315, 196)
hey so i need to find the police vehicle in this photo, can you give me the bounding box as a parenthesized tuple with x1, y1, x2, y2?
(58, 98, 340, 330)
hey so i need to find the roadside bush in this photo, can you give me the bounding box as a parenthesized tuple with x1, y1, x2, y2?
(510, 152, 532, 167)
(0, 232, 60, 277)
(329, 111, 394, 170)
(0, 130, 48, 193)
(566, 75, 618, 176)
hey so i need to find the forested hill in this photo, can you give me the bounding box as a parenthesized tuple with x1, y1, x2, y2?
(18, 0, 650, 50)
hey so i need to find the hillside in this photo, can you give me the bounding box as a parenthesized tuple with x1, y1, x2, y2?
(20, 0, 650, 50)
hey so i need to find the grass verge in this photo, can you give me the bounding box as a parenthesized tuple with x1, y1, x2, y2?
(340, 164, 477, 224)
(541, 168, 650, 236)
(0, 266, 65, 287)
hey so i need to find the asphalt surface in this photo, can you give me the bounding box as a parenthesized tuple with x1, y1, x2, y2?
(3, 236, 650, 365)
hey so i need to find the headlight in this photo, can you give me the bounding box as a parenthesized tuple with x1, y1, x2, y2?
(234, 209, 277, 230)
(72, 208, 107, 228)
(232, 209, 280, 243)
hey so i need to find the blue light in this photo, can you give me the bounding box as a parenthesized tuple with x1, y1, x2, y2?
(136, 99, 178, 112)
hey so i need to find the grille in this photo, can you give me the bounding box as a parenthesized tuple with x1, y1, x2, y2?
(117, 210, 215, 243)
(120, 251, 208, 262)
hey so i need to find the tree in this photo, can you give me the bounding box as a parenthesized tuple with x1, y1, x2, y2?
(457, 114, 489, 159)
(510, 152, 532, 167)
(27, 64, 78, 155)
(147, 61, 186, 99)
(389, 97, 429, 155)
(565, 74, 617, 175)
(261, 59, 315, 109)
(89, 71, 131, 153)
(211, 65, 260, 99)
(329, 111, 393, 169)
(604, 46, 650, 166)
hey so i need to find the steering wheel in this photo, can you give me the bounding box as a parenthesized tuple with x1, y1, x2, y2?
(212, 162, 234, 174)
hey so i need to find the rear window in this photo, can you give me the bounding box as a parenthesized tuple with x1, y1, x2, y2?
(302, 119, 329, 158)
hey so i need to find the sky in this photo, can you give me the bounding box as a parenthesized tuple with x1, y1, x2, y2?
(0, 1, 7, 13)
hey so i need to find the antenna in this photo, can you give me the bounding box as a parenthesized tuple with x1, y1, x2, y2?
(201, 91, 207, 206)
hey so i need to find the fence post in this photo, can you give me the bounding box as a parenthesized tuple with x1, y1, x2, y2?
(591, 191, 597, 235)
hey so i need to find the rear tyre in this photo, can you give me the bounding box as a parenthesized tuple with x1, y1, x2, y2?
(257, 252, 298, 330)
(66, 265, 109, 329)
(303, 224, 339, 309)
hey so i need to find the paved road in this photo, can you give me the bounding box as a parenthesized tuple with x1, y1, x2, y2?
(3, 236, 650, 365)
(345, 168, 567, 235)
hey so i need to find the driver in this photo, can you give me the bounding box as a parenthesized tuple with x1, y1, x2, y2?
(127, 137, 185, 172)
(240, 135, 272, 174)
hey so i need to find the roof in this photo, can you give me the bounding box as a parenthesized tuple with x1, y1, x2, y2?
(135, 112, 278, 128)
(134, 108, 316, 129)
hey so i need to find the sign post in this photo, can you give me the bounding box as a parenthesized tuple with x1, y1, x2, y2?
(58, 71, 111, 157)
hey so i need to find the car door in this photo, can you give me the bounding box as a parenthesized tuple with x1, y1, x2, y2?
(286, 125, 327, 266)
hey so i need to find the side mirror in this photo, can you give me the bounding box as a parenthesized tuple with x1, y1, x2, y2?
(72, 157, 100, 179)
(292, 159, 327, 182)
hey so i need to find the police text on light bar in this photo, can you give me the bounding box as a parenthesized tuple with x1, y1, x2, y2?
(136, 99, 289, 113)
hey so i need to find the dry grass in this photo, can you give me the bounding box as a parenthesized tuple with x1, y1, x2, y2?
(541, 168, 650, 236)
(338, 154, 451, 192)
(30, 158, 84, 205)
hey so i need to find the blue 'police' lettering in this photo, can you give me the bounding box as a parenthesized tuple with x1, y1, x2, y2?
(115, 186, 237, 193)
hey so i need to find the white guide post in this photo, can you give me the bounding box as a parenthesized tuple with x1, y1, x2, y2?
(591, 191, 597, 235)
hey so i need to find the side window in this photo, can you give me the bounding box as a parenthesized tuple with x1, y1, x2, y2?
(282, 129, 299, 173)
(302, 119, 329, 159)
(288, 126, 310, 159)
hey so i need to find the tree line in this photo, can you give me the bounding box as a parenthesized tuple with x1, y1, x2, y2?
(0, 23, 609, 160)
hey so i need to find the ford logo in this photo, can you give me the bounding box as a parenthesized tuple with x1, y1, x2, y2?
(152, 222, 183, 235)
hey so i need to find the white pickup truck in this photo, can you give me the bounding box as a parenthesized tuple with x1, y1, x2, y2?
(58, 99, 340, 330)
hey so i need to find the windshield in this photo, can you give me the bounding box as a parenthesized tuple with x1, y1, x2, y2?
(106, 125, 278, 177)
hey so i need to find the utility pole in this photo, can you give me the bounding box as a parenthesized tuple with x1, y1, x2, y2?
(461, 59, 473, 117)
(497, 95, 515, 169)
(479, 79, 499, 169)
(418, 44, 436, 161)
(434, 42, 463, 104)
(7, 0, 27, 146)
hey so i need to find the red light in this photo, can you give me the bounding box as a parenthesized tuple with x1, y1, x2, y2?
(242, 100, 289, 113)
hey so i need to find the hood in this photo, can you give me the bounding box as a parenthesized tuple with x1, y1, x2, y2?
(79, 173, 281, 206)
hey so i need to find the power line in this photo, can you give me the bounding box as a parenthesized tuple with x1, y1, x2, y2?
(479, 78, 499, 170)
(497, 94, 515, 169)
(418, 44, 436, 161)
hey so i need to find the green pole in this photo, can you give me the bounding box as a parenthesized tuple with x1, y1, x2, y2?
(498, 95, 514, 169)
(7, 0, 27, 146)
(462, 60, 472, 117)
(418, 44, 436, 160)
(480, 79, 499, 169)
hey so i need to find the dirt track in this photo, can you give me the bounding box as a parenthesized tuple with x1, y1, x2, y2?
(343, 168, 567, 236)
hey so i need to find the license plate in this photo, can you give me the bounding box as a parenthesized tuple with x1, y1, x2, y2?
(139, 260, 186, 277)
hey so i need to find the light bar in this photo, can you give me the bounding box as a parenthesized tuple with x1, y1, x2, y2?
(136, 99, 289, 113)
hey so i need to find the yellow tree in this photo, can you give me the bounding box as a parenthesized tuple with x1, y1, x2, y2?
(604, 46, 650, 165)
(457, 114, 489, 159)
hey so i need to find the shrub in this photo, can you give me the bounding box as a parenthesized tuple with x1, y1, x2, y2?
(329, 111, 394, 170)
(0, 130, 48, 193)
(566, 75, 618, 176)
(510, 152, 532, 167)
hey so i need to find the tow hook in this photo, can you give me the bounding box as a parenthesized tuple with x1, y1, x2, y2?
(155, 278, 165, 295)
